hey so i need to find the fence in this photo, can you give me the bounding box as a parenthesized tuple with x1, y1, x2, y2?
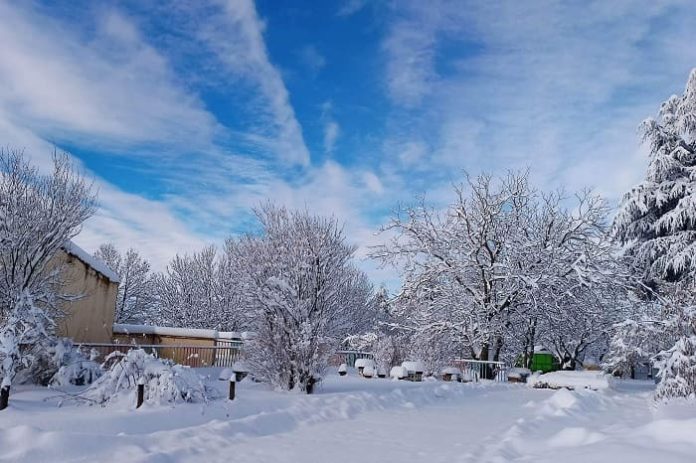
(77, 342, 243, 368)
(453, 359, 508, 382)
(330, 350, 374, 367)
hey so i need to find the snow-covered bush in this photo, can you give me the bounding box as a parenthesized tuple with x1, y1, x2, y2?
(654, 336, 696, 401)
(15, 338, 101, 387)
(49, 340, 102, 386)
(85, 349, 206, 406)
(338, 363, 347, 376)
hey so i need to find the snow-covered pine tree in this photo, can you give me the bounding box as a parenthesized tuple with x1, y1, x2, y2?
(612, 69, 696, 400)
(613, 69, 696, 283)
(0, 149, 96, 410)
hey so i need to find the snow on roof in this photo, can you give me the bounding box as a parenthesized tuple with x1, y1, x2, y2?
(62, 241, 120, 283)
(113, 323, 242, 341)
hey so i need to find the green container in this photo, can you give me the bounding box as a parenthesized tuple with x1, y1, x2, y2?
(530, 352, 558, 373)
(516, 351, 560, 373)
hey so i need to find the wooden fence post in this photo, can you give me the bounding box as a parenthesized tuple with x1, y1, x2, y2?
(0, 386, 9, 411)
(228, 376, 236, 401)
(136, 378, 145, 408)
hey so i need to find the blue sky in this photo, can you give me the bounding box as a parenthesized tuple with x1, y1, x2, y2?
(1, 0, 696, 286)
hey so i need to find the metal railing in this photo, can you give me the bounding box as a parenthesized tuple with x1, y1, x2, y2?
(330, 350, 374, 367)
(78, 342, 243, 368)
(453, 359, 508, 382)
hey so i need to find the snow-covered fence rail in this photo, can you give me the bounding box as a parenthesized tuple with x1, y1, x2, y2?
(453, 359, 508, 382)
(77, 343, 243, 368)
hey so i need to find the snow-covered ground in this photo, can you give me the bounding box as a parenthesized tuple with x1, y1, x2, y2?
(1, 370, 694, 462)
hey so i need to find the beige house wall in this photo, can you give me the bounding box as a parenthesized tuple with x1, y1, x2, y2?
(54, 249, 118, 343)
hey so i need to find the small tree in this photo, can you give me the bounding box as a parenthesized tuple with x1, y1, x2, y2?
(0, 149, 95, 410)
(94, 244, 154, 323)
(236, 205, 376, 392)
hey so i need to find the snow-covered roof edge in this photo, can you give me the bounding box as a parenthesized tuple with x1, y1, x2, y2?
(62, 241, 120, 283)
(113, 323, 243, 341)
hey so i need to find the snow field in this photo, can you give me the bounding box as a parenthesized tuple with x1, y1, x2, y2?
(0, 370, 694, 462)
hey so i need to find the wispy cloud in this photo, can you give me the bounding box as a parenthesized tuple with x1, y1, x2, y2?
(0, 4, 219, 152)
(299, 45, 326, 75)
(199, 0, 311, 166)
(379, 0, 696, 201)
(337, 0, 368, 17)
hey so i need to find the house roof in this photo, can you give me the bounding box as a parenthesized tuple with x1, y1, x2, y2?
(62, 241, 120, 283)
(113, 323, 243, 340)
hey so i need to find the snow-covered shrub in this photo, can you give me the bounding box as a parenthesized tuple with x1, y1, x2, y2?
(15, 339, 101, 386)
(338, 363, 347, 376)
(85, 349, 206, 406)
(654, 336, 696, 401)
(49, 340, 102, 386)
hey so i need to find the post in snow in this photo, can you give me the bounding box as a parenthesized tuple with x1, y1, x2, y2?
(228, 375, 236, 401)
(136, 377, 145, 409)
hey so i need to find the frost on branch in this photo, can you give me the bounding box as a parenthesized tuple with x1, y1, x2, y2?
(85, 349, 206, 406)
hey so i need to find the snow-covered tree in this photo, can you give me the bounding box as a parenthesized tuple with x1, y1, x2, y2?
(612, 69, 696, 400)
(613, 69, 696, 283)
(236, 205, 376, 392)
(94, 244, 154, 324)
(0, 149, 96, 410)
(372, 172, 620, 369)
(153, 245, 246, 331)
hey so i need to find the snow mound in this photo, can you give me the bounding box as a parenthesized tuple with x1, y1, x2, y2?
(354, 358, 375, 370)
(401, 361, 425, 373)
(547, 427, 605, 448)
(529, 370, 611, 390)
(639, 418, 696, 444)
(390, 366, 408, 379)
(85, 349, 207, 406)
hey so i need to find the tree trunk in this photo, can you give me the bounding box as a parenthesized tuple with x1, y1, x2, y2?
(0, 386, 9, 411)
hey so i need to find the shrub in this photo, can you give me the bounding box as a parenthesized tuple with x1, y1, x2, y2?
(85, 349, 207, 406)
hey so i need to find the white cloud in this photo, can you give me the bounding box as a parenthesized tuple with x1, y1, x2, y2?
(0, 4, 218, 152)
(379, 0, 696, 203)
(200, 0, 311, 165)
(382, 15, 438, 107)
